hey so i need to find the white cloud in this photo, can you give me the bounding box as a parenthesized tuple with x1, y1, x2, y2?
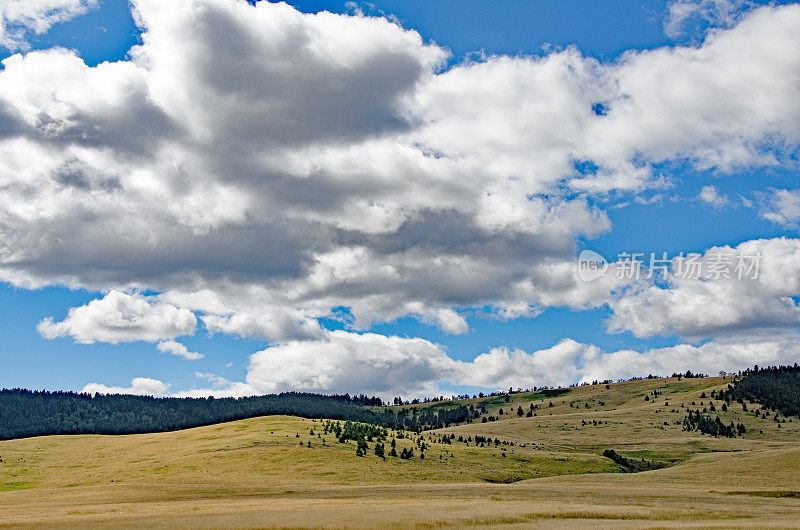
(168, 330, 525, 398)
(37, 290, 197, 344)
(577, 331, 800, 383)
(698, 184, 729, 208)
(171, 371, 253, 398)
(607, 237, 800, 339)
(82, 376, 169, 396)
(664, 0, 755, 39)
(164, 329, 800, 398)
(424, 309, 469, 335)
(634, 194, 663, 205)
(464, 332, 800, 387)
(156, 340, 203, 360)
(0, 0, 798, 344)
(760, 188, 800, 227)
(243, 330, 457, 398)
(0, 0, 98, 51)
(460, 340, 598, 389)
(199, 305, 324, 341)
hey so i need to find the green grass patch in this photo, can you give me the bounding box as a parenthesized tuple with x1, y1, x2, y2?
(0, 481, 37, 491)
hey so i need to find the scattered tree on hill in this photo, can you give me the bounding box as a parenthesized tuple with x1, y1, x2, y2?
(682, 410, 742, 438)
(602, 449, 667, 472)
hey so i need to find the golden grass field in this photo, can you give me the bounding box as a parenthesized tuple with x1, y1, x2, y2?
(2, 375, 800, 528)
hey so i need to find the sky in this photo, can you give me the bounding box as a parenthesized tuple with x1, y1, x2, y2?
(0, 0, 799, 400)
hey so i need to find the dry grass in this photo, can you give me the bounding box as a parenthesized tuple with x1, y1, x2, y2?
(1, 376, 799, 528)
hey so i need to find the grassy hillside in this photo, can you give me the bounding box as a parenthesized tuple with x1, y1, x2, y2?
(433, 376, 800, 462)
(2, 375, 800, 527)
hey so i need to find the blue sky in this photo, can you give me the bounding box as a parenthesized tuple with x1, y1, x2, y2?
(1, 0, 799, 398)
(13, 0, 673, 66)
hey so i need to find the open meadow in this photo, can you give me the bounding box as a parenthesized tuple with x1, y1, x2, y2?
(2, 375, 800, 528)
(4, 1, 800, 527)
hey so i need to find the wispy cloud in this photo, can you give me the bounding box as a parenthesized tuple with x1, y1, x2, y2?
(0, 0, 98, 51)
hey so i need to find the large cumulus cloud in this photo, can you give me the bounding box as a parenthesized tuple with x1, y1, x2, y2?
(607, 238, 800, 339)
(1, 0, 800, 391)
(37, 290, 197, 343)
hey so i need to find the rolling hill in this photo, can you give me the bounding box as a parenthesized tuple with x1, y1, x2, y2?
(1, 373, 800, 527)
